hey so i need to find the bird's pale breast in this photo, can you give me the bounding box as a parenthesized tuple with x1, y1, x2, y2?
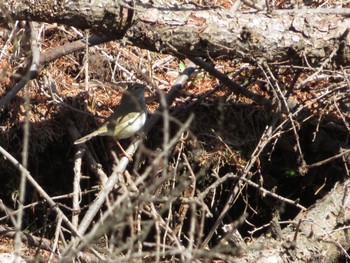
(110, 112, 147, 139)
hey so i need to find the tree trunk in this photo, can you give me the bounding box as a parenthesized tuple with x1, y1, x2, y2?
(1, 0, 350, 66)
(233, 179, 350, 262)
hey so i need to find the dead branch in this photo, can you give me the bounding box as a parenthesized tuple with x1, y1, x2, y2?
(1, 1, 349, 66)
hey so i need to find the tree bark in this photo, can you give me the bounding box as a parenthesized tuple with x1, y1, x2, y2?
(1, 0, 350, 66)
(229, 179, 350, 262)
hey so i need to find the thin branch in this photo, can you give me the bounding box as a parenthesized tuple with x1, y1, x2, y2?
(14, 22, 41, 259)
(188, 56, 271, 105)
(304, 148, 350, 170)
(65, 118, 109, 185)
(0, 146, 104, 261)
(65, 63, 195, 245)
(229, 173, 307, 210)
(0, 22, 41, 108)
(60, 114, 195, 261)
(201, 114, 280, 248)
(40, 34, 113, 65)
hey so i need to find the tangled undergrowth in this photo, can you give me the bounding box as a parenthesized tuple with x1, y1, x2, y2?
(0, 2, 350, 262)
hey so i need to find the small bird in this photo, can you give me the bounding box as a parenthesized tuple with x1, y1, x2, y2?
(74, 83, 147, 155)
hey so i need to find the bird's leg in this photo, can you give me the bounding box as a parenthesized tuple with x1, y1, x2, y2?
(116, 140, 133, 161)
(137, 131, 147, 140)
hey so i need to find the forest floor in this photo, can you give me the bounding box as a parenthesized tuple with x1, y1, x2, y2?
(0, 0, 350, 262)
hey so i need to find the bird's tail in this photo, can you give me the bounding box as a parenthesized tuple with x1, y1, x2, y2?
(74, 129, 105, 144)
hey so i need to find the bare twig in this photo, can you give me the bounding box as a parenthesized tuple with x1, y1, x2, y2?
(0, 146, 104, 260)
(304, 148, 350, 170)
(59, 64, 196, 259)
(260, 61, 307, 169)
(0, 188, 98, 222)
(60, 114, 195, 261)
(201, 114, 280, 248)
(14, 22, 41, 259)
(296, 40, 343, 89)
(71, 147, 84, 255)
(174, 153, 196, 237)
(188, 56, 270, 105)
(0, 21, 18, 61)
(0, 22, 41, 108)
(65, 118, 109, 185)
(40, 33, 113, 65)
(229, 173, 306, 210)
(48, 216, 62, 262)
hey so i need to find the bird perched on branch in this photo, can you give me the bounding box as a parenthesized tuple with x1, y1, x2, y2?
(74, 83, 147, 157)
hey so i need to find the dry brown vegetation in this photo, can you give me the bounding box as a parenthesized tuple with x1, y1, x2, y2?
(0, 0, 350, 262)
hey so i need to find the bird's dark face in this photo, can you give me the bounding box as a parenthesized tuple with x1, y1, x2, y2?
(127, 84, 145, 98)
